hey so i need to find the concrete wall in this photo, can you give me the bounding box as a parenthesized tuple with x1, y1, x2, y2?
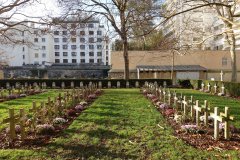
(110, 50, 240, 81)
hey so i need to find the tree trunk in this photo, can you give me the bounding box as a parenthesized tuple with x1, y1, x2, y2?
(229, 34, 237, 82)
(123, 38, 130, 80)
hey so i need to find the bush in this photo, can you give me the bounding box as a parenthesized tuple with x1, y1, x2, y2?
(36, 124, 55, 135)
(67, 109, 77, 117)
(177, 80, 192, 88)
(225, 82, 240, 97)
(53, 118, 67, 125)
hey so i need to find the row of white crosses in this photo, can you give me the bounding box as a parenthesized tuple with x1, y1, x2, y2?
(200, 82, 225, 95)
(147, 85, 235, 141)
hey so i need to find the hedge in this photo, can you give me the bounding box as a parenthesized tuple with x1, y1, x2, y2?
(0, 79, 172, 89)
(180, 79, 240, 97)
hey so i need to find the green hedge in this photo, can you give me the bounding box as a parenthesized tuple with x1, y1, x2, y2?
(188, 80, 240, 97)
(0, 79, 172, 89)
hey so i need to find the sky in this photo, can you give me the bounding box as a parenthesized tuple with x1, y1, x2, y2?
(13, 0, 61, 21)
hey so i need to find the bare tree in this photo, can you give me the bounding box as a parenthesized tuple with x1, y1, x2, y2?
(162, 0, 240, 82)
(58, 0, 161, 80)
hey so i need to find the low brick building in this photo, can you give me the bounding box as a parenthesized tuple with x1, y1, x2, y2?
(109, 50, 240, 82)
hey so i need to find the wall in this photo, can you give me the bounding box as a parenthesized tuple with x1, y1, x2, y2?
(110, 50, 240, 81)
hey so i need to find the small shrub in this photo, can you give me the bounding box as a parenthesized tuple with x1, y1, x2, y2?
(164, 109, 175, 116)
(6, 125, 21, 134)
(53, 118, 67, 125)
(177, 80, 192, 88)
(67, 109, 77, 117)
(75, 105, 85, 112)
(36, 124, 55, 135)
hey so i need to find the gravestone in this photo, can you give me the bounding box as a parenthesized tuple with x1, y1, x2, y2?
(52, 82, 56, 88)
(201, 100, 210, 126)
(210, 107, 222, 140)
(221, 84, 225, 95)
(61, 82, 65, 89)
(98, 81, 102, 89)
(89, 81, 92, 87)
(135, 81, 139, 88)
(71, 81, 74, 88)
(126, 81, 129, 88)
(24, 82, 28, 88)
(108, 81, 111, 88)
(6, 82, 10, 89)
(117, 81, 120, 88)
(220, 107, 234, 140)
(207, 83, 211, 92)
(163, 81, 167, 88)
(194, 100, 202, 126)
(201, 82, 205, 91)
(80, 82, 84, 88)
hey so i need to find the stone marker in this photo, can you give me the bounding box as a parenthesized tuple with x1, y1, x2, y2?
(117, 81, 120, 88)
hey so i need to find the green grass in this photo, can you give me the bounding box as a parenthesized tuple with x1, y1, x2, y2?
(0, 90, 62, 130)
(0, 89, 239, 159)
(172, 89, 240, 128)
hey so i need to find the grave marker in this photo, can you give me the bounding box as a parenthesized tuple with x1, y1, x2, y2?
(210, 107, 222, 140)
(201, 100, 210, 126)
(117, 81, 120, 88)
(194, 100, 202, 126)
(135, 81, 139, 88)
(108, 81, 111, 88)
(220, 107, 234, 140)
(126, 81, 129, 88)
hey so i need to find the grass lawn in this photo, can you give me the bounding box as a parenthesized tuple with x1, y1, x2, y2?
(173, 89, 240, 128)
(1, 89, 239, 159)
(0, 90, 62, 131)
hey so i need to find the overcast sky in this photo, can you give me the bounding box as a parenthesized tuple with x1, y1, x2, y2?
(14, 0, 61, 21)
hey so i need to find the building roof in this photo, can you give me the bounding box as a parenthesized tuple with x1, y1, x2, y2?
(136, 65, 207, 71)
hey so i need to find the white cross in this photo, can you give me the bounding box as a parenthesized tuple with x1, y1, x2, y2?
(210, 107, 223, 140)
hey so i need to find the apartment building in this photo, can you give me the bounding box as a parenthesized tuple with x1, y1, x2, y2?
(162, 0, 240, 51)
(0, 19, 111, 67)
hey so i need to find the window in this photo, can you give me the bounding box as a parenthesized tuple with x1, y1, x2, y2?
(63, 45, 68, 49)
(71, 45, 77, 50)
(22, 31, 24, 36)
(97, 52, 102, 56)
(63, 59, 68, 63)
(42, 53, 46, 58)
(80, 59, 85, 63)
(63, 52, 68, 56)
(55, 52, 60, 56)
(71, 23, 76, 29)
(97, 38, 102, 42)
(89, 38, 94, 43)
(89, 59, 94, 63)
(106, 51, 109, 55)
(72, 59, 77, 63)
(34, 38, 38, 42)
(35, 53, 39, 58)
(80, 52, 85, 56)
(71, 52, 77, 56)
(54, 38, 59, 43)
(34, 30, 38, 34)
(80, 38, 85, 43)
(42, 38, 46, 42)
(97, 45, 102, 49)
(54, 45, 60, 49)
(23, 55, 25, 59)
(71, 38, 76, 43)
(62, 38, 68, 42)
(106, 56, 109, 60)
(55, 59, 60, 63)
(62, 24, 67, 29)
(97, 31, 102, 35)
(80, 24, 85, 28)
(70, 31, 76, 36)
(97, 59, 102, 63)
(42, 46, 46, 50)
(34, 61, 39, 65)
(89, 52, 94, 56)
(89, 45, 94, 49)
(80, 45, 85, 49)
(22, 47, 25, 52)
(106, 46, 109, 49)
(89, 31, 94, 35)
(222, 57, 228, 66)
(54, 31, 59, 35)
(62, 31, 67, 35)
(80, 31, 85, 35)
(88, 23, 94, 28)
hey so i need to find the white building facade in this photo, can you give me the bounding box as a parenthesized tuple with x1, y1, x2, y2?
(0, 20, 111, 67)
(162, 0, 240, 51)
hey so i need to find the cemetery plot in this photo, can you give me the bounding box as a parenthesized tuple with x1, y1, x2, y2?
(142, 84, 240, 150)
(0, 83, 46, 103)
(0, 85, 103, 149)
